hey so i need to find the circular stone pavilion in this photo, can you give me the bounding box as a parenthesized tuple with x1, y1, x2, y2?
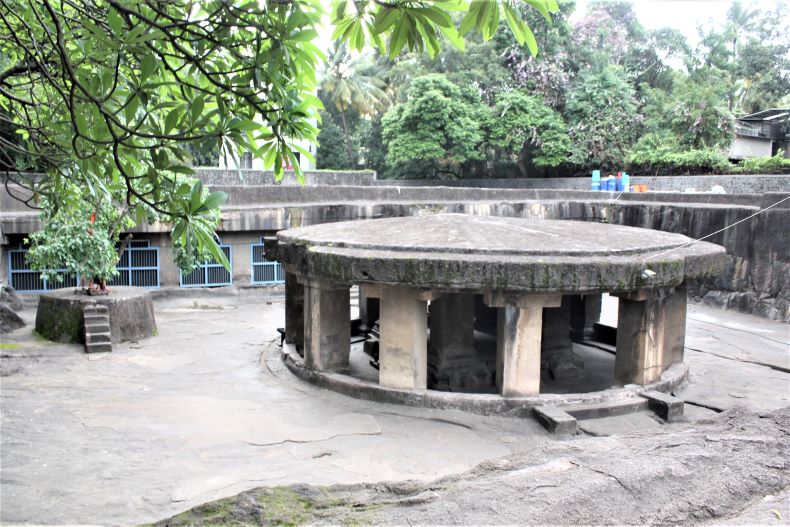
(273, 214, 726, 404)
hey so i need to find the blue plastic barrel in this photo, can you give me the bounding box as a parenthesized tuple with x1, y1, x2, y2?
(591, 170, 601, 191)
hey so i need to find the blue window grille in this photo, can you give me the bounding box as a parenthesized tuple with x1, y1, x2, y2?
(8, 247, 79, 293)
(107, 240, 160, 288)
(179, 243, 232, 287)
(251, 237, 284, 284)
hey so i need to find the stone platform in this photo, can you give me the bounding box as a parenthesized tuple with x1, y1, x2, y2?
(274, 214, 726, 400)
(35, 286, 157, 344)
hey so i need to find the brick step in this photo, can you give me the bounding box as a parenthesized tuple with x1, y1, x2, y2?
(85, 332, 111, 344)
(85, 342, 112, 354)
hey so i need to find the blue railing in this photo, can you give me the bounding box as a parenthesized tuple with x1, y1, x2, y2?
(8, 249, 79, 292)
(179, 243, 233, 287)
(251, 239, 284, 284)
(107, 241, 160, 288)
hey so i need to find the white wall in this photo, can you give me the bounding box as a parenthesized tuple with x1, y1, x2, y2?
(728, 136, 773, 160)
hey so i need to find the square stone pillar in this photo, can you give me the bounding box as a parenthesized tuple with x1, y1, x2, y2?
(614, 285, 686, 385)
(358, 287, 380, 334)
(569, 294, 602, 340)
(303, 279, 350, 372)
(284, 271, 304, 354)
(484, 293, 562, 397)
(661, 283, 687, 367)
(541, 295, 584, 380)
(429, 293, 490, 391)
(379, 286, 429, 390)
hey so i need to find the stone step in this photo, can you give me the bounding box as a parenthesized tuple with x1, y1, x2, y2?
(83, 304, 109, 315)
(84, 314, 109, 325)
(561, 398, 649, 420)
(85, 341, 112, 354)
(86, 332, 111, 344)
(85, 323, 110, 334)
(533, 406, 577, 435)
(640, 390, 685, 422)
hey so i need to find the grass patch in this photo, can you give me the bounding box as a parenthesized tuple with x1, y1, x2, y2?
(257, 487, 314, 526)
(0, 343, 22, 350)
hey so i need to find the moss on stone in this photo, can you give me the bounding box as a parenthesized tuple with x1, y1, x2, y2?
(257, 487, 314, 526)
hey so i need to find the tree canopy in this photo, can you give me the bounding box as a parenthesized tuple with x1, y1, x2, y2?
(317, 0, 790, 179)
(0, 0, 560, 281)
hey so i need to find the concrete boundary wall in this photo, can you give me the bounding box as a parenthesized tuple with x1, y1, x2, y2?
(376, 175, 790, 194)
(1, 181, 787, 322)
(195, 168, 376, 187)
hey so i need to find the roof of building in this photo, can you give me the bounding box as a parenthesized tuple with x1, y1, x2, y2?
(738, 108, 790, 122)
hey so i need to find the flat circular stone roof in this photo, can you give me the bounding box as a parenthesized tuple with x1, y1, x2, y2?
(277, 214, 726, 293)
(281, 215, 689, 256)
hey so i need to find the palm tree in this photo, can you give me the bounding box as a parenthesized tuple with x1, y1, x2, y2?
(320, 43, 390, 167)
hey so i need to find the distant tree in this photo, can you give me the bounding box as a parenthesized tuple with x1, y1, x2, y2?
(382, 74, 485, 179)
(316, 115, 355, 170)
(488, 91, 570, 176)
(320, 43, 389, 167)
(668, 74, 735, 149)
(566, 65, 639, 168)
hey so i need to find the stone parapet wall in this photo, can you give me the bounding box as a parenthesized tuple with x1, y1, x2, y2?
(195, 168, 376, 187)
(377, 175, 790, 194)
(2, 179, 787, 322)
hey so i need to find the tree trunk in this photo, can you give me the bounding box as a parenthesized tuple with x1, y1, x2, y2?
(338, 110, 355, 168)
(517, 145, 528, 178)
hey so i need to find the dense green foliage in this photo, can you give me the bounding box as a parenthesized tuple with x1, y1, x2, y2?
(316, 0, 790, 179)
(488, 91, 570, 172)
(0, 0, 558, 283)
(382, 74, 485, 178)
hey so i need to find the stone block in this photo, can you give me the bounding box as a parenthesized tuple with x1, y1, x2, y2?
(85, 342, 112, 354)
(533, 406, 577, 435)
(640, 390, 684, 422)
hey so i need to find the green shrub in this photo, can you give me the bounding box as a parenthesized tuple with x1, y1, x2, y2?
(626, 148, 731, 175)
(734, 153, 790, 174)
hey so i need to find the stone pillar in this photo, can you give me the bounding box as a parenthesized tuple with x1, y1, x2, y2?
(303, 280, 350, 372)
(569, 294, 602, 340)
(428, 293, 490, 391)
(358, 287, 380, 334)
(614, 286, 686, 385)
(284, 271, 304, 355)
(661, 283, 687, 367)
(484, 293, 561, 397)
(541, 296, 584, 380)
(473, 294, 498, 334)
(379, 286, 428, 390)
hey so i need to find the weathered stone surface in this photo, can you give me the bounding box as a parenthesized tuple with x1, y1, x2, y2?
(0, 303, 24, 333)
(276, 215, 726, 294)
(1, 285, 24, 311)
(34, 287, 156, 343)
(152, 406, 790, 526)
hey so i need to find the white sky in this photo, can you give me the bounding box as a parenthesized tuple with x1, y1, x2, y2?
(571, 0, 745, 45)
